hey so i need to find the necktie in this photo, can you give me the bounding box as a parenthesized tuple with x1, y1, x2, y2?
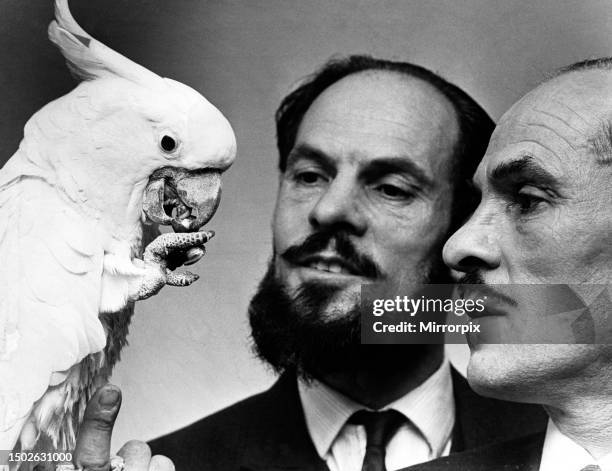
(349, 410, 405, 471)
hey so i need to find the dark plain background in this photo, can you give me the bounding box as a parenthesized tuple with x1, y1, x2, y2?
(1, 0, 611, 447)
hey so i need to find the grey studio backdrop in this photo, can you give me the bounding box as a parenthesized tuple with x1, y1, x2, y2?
(1, 0, 611, 449)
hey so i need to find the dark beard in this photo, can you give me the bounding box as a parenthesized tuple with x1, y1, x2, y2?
(249, 254, 450, 382)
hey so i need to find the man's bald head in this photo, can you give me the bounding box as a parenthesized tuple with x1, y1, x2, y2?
(487, 58, 612, 174)
(553, 57, 612, 166)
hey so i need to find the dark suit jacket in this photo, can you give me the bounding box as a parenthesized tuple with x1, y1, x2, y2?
(402, 431, 546, 471)
(149, 370, 547, 471)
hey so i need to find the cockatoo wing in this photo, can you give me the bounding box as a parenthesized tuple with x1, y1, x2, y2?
(0, 174, 106, 449)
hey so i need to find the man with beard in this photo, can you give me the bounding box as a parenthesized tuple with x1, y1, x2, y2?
(148, 55, 546, 471)
(405, 57, 612, 470)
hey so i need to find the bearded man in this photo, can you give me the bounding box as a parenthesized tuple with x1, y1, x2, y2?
(148, 55, 546, 471)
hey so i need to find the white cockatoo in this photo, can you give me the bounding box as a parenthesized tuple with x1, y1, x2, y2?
(0, 0, 236, 460)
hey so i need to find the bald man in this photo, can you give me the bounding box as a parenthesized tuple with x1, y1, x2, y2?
(407, 57, 612, 470)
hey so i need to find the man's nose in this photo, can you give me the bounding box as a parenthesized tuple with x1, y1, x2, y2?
(308, 180, 367, 235)
(443, 209, 501, 275)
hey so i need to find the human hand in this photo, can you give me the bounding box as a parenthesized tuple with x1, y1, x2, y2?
(64, 384, 174, 471)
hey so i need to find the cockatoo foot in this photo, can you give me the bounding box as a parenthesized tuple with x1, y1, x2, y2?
(129, 230, 214, 301)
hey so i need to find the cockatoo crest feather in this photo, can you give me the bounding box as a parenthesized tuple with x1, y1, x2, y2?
(48, 0, 164, 89)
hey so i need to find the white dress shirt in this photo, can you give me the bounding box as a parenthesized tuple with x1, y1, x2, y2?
(540, 419, 612, 471)
(298, 360, 455, 471)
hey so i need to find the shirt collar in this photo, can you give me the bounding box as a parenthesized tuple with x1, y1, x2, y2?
(540, 419, 612, 471)
(298, 359, 455, 459)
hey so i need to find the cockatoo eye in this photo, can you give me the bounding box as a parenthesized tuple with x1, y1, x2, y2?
(159, 134, 179, 154)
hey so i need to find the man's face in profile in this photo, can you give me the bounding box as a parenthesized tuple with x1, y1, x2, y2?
(250, 70, 459, 377)
(443, 69, 612, 404)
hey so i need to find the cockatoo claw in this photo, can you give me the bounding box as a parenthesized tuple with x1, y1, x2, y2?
(130, 231, 214, 301)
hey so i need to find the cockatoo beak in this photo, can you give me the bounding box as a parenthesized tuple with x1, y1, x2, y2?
(142, 167, 222, 233)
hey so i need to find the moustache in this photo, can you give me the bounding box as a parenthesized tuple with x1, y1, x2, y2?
(280, 231, 384, 279)
(457, 271, 518, 307)
(458, 272, 484, 284)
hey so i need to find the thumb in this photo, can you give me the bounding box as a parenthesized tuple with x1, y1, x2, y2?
(73, 384, 122, 471)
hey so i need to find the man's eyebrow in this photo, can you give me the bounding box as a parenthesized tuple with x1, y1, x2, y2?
(361, 157, 434, 190)
(286, 144, 336, 173)
(587, 121, 612, 166)
(489, 155, 559, 189)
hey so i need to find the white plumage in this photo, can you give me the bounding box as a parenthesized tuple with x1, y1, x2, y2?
(0, 0, 236, 459)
